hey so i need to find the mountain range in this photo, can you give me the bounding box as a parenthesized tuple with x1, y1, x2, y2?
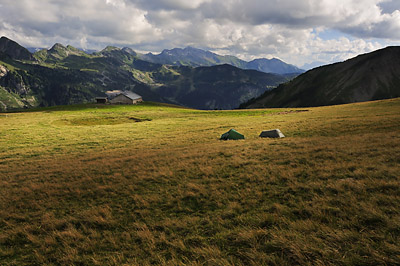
(241, 46, 400, 108)
(139, 46, 304, 74)
(2, 36, 399, 111)
(0, 36, 292, 110)
(26, 45, 305, 75)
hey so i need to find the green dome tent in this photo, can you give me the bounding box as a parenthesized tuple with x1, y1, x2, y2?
(220, 129, 245, 140)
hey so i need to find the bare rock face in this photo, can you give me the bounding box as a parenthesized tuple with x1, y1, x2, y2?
(0, 70, 29, 95)
(0, 65, 8, 78)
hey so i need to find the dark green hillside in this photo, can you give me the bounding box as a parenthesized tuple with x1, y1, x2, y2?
(0, 44, 165, 110)
(0, 36, 35, 61)
(0, 60, 106, 107)
(89, 47, 286, 109)
(153, 64, 287, 109)
(0, 37, 290, 110)
(242, 46, 400, 108)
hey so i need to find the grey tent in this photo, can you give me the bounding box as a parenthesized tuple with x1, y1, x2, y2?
(220, 129, 245, 140)
(259, 129, 285, 138)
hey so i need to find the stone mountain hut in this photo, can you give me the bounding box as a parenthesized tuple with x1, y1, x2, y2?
(109, 91, 142, 104)
(96, 90, 143, 104)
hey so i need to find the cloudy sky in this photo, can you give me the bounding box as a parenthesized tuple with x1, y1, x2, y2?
(1, 0, 399, 68)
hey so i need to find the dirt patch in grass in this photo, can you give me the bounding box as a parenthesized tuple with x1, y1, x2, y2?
(273, 110, 309, 115)
(59, 116, 152, 126)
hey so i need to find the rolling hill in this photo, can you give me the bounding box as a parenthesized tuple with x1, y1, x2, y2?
(0, 36, 291, 110)
(242, 46, 400, 108)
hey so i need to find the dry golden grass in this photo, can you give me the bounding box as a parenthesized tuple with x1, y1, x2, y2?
(0, 99, 399, 265)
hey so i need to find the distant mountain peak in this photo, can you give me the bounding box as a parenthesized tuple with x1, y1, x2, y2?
(184, 46, 202, 51)
(102, 46, 120, 52)
(66, 45, 81, 52)
(51, 43, 66, 49)
(49, 43, 78, 55)
(33, 42, 87, 62)
(246, 57, 303, 74)
(95, 46, 124, 58)
(0, 36, 35, 61)
(122, 47, 137, 56)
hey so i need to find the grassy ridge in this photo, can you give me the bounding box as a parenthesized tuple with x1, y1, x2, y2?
(0, 100, 399, 265)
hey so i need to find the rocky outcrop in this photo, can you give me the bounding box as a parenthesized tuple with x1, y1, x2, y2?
(0, 65, 8, 77)
(0, 70, 29, 95)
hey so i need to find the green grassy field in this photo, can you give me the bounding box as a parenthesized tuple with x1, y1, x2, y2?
(0, 99, 399, 265)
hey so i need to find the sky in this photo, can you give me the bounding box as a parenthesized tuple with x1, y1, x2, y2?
(1, 0, 400, 69)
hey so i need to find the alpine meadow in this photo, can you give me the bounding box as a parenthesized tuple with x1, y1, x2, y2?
(1, 99, 399, 265)
(2, 0, 400, 265)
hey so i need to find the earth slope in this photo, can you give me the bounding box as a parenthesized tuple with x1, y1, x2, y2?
(242, 46, 400, 108)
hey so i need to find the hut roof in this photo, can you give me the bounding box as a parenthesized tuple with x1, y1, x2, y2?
(105, 90, 142, 100)
(122, 91, 142, 100)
